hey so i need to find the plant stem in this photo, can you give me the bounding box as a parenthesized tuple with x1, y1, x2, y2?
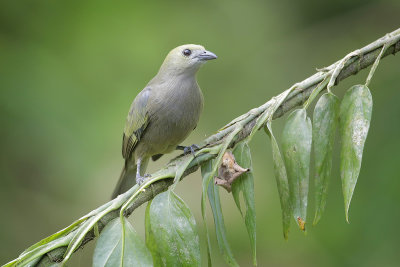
(5, 28, 400, 267)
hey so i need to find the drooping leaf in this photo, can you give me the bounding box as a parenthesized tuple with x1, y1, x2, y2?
(145, 191, 201, 266)
(339, 84, 372, 222)
(200, 160, 215, 267)
(232, 142, 257, 265)
(93, 217, 152, 267)
(313, 92, 340, 225)
(282, 108, 312, 231)
(201, 162, 239, 267)
(145, 203, 163, 267)
(265, 122, 291, 239)
(208, 185, 239, 267)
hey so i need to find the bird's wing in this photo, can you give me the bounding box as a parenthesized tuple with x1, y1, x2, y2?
(122, 87, 151, 159)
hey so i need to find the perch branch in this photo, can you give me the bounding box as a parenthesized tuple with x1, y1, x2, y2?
(5, 28, 400, 267)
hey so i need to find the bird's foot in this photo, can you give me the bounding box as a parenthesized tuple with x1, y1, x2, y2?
(183, 144, 200, 155)
(136, 174, 151, 185)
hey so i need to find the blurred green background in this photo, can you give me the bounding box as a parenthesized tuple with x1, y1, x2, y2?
(1, 0, 400, 266)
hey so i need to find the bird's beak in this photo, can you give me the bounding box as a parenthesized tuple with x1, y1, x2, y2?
(196, 50, 218, 61)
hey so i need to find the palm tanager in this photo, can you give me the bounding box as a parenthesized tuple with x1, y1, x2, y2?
(112, 44, 217, 198)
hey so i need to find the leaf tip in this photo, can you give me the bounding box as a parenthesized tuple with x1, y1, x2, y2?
(344, 202, 351, 223)
(297, 217, 306, 231)
(283, 232, 289, 241)
(345, 212, 350, 224)
(312, 214, 320, 226)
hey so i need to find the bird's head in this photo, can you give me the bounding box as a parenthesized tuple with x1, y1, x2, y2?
(159, 44, 217, 76)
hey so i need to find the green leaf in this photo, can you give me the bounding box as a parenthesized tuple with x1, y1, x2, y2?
(19, 215, 88, 258)
(171, 155, 194, 190)
(312, 92, 339, 225)
(93, 217, 152, 267)
(145, 191, 201, 267)
(145, 204, 163, 267)
(282, 108, 312, 231)
(201, 162, 239, 267)
(339, 84, 372, 222)
(200, 160, 214, 267)
(232, 142, 257, 265)
(265, 122, 291, 239)
(63, 200, 123, 264)
(9, 230, 71, 266)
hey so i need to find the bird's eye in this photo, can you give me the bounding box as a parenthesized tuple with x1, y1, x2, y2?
(182, 49, 192, 57)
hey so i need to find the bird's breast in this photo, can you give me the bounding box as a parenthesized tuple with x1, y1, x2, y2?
(138, 80, 204, 156)
(154, 82, 203, 132)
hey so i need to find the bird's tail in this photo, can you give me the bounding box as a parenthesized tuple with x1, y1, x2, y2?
(111, 162, 137, 199)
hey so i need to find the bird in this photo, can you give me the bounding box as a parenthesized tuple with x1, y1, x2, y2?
(111, 44, 217, 199)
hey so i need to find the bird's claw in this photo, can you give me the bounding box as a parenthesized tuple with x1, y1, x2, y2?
(183, 144, 199, 156)
(136, 174, 151, 185)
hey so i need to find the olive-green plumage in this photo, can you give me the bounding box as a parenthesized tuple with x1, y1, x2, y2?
(112, 44, 217, 198)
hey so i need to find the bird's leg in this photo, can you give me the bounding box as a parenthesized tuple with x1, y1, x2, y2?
(176, 144, 200, 155)
(136, 157, 151, 185)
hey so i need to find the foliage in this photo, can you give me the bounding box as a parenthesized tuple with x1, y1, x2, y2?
(312, 92, 340, 225)
(2, 29, 400, 267)
(339, 85, 372, 222)
(145, 191, 201, 266)
(282, 108, 312, 231)
(93, 217, 152, 267)
(232, 142, 256, 265)
(265, 122, 291, 239)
